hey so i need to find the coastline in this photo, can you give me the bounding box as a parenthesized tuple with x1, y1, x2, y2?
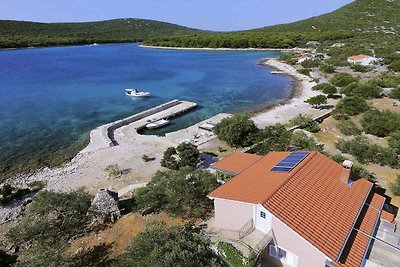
(3, 54, 318, 194)
(139, 44, 310, 53)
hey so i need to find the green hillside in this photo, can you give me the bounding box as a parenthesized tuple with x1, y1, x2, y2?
(145, 0, 400, 65)
(0, 18, 206, 48)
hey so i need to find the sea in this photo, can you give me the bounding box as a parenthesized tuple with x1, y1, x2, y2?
(0, 43, 293, 177)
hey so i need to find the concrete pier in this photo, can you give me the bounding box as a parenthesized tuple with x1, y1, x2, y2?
(83, 99, 197, 153)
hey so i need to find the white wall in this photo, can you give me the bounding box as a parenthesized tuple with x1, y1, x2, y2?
(213, 198, 255, 231)
(255, 204, 272, 233)
(271, 214, 328, 267)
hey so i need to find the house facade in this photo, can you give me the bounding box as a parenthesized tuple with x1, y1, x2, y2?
(209, 151, 387, 267)
(347, 55, 377, 66)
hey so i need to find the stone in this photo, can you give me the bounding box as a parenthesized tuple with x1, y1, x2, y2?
(88, 188, 121, 223)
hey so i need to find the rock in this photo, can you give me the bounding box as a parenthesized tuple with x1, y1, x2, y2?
(88, 189, 121, 224)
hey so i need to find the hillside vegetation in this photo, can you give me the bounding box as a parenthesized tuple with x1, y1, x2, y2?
(0, 19, 206, 48)
(145, 0, 400, 63)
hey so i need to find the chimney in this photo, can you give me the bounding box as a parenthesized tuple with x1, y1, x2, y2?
(340, 160, 354, 185)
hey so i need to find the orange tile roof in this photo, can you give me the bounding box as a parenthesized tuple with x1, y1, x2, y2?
(348, 54, 369, 60)
(209, 151, 383, 264)
(211, 152, 262, 175)
(334, 193, 384, 267)
(381, 210, 395, 223)
(209, 151, 311, 203)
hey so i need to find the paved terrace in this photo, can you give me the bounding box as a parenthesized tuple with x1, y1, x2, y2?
(82, 99, 197, 153)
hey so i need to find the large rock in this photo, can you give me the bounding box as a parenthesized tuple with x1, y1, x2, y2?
(89, 189, 120, 223)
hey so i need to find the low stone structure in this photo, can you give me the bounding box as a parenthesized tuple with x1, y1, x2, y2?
(89, 189, 120, 223)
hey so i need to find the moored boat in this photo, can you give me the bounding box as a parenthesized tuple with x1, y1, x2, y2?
(146, 119, 169, 129)
(125, 89, 150, 97)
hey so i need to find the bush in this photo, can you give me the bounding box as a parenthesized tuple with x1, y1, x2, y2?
(301, 59, 320, 68)
(388, 87, 400, 100)
(141, 154, 153, 162)
(298, 68, 311, 76)
(161, 143, 200, 170)
(336, 136, 398, 167)
(305, 95, 327, 108)
(319, 64, 336, 73)
(252, 124, 292, 155)
(351, 64, 373, 73)
(113, 223, 222, 267)
(290, 132, 320, 151)
(0, 185, 31, 206)
(331, 73, 358, 87)
(361, 110, 400, 137)
(217, 242, 256, 267)
(337, 120, 362, 135)
(389, 60, 400, 72)
(388, 131, 400, 154)
(290, 114, 319, 132)
(312, 83, 336, 92)
(214, 114, 258, 147)
(334, 96, 370, 116)
(370, 72, 400, 88)
(133, 168, 218, 218)
(391, 175, 400, 196)
(7, 190, 92, 245)
(341, 82, 382, 99)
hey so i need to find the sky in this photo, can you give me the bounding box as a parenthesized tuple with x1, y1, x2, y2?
(1, 0, 354, 31)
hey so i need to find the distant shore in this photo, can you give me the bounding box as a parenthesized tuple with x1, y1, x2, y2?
(139, 44, 310, 53)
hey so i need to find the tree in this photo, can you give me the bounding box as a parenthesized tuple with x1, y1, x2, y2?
(388, 131, 400, 154)
(341, 82, 381, 99)
(112, 223, 223, 267)
(319, 64, 335, 73)
(252, 124, 292, 155)
(321, 84, 337, 96)
(334, 96, 370, 116)
(161, 147, 180, 170)
(305, 95, 327, 108)
(390, 175, 400, 196)
(133, 168, 219, 218)
(213, 114, 258, 147)
(331, 73, 358, 87)
(161, 143, 200, 170)
(290, 114, 319, 132)
(361, 110, 400, 137)
(388, 87, 400, 100)
(337, 120, 362, 136)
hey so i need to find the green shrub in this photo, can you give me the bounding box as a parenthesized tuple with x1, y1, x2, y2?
(312, 83, 335, 91)
(351, 64, 373, 73)
(337, 120, 362, 135)
(161, 142, 200, 170)
(305, 95, 327, 108)
(301, 59, 320, 68)
(336, 136, 398, 167)
(141, 154, 153, 162)
(298, 68, 311, 76)
(391, 175, 400, 196)
(361, 110, 400, 137)
(290, 114, 319, 132)
(388, 87, 400, 100)
(290, 132, 320, 151)
(319, 64, 336, 73)
(388, 131, 400, 154)
(133, 168, 218, 218)
(113, 223, 221, 267)
(0, 185, 31, 206)
(370, 72, 400, 88)
(331, 73, 358, 87)
(389, 60, 400, 72)
(251, 124, 292, 155)
(341, 82, 382, 99)
(334, 96, 370, 116)
(214, 114, 258, 147)
(217, 242, 256, 267)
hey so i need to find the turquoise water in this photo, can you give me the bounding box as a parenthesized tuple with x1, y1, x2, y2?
(0, 43, 292, 176)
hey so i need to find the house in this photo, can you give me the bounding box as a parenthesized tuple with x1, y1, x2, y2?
(347, 55, 377, 66)
(208, 151, 390, 267)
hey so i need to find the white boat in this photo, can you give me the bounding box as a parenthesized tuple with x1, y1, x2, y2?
(125, 89, 150, 97)
(146, 119, 169, 129)
(90, 43, 99, 46)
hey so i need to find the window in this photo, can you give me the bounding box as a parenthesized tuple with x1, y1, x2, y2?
(269, 245, 287, 260)
(260, 211, 266, 219)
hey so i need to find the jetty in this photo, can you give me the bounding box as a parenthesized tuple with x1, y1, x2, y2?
(83, 99, 197, 153)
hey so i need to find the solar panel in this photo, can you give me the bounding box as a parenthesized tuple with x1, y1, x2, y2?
(270, 152, 310, 172)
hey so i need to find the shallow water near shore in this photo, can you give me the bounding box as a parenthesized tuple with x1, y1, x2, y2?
(0, 43, 292, 178)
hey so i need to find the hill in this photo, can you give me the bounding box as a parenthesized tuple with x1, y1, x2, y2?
(145, 0, 400, 66)
(0, 18, 206, 48)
